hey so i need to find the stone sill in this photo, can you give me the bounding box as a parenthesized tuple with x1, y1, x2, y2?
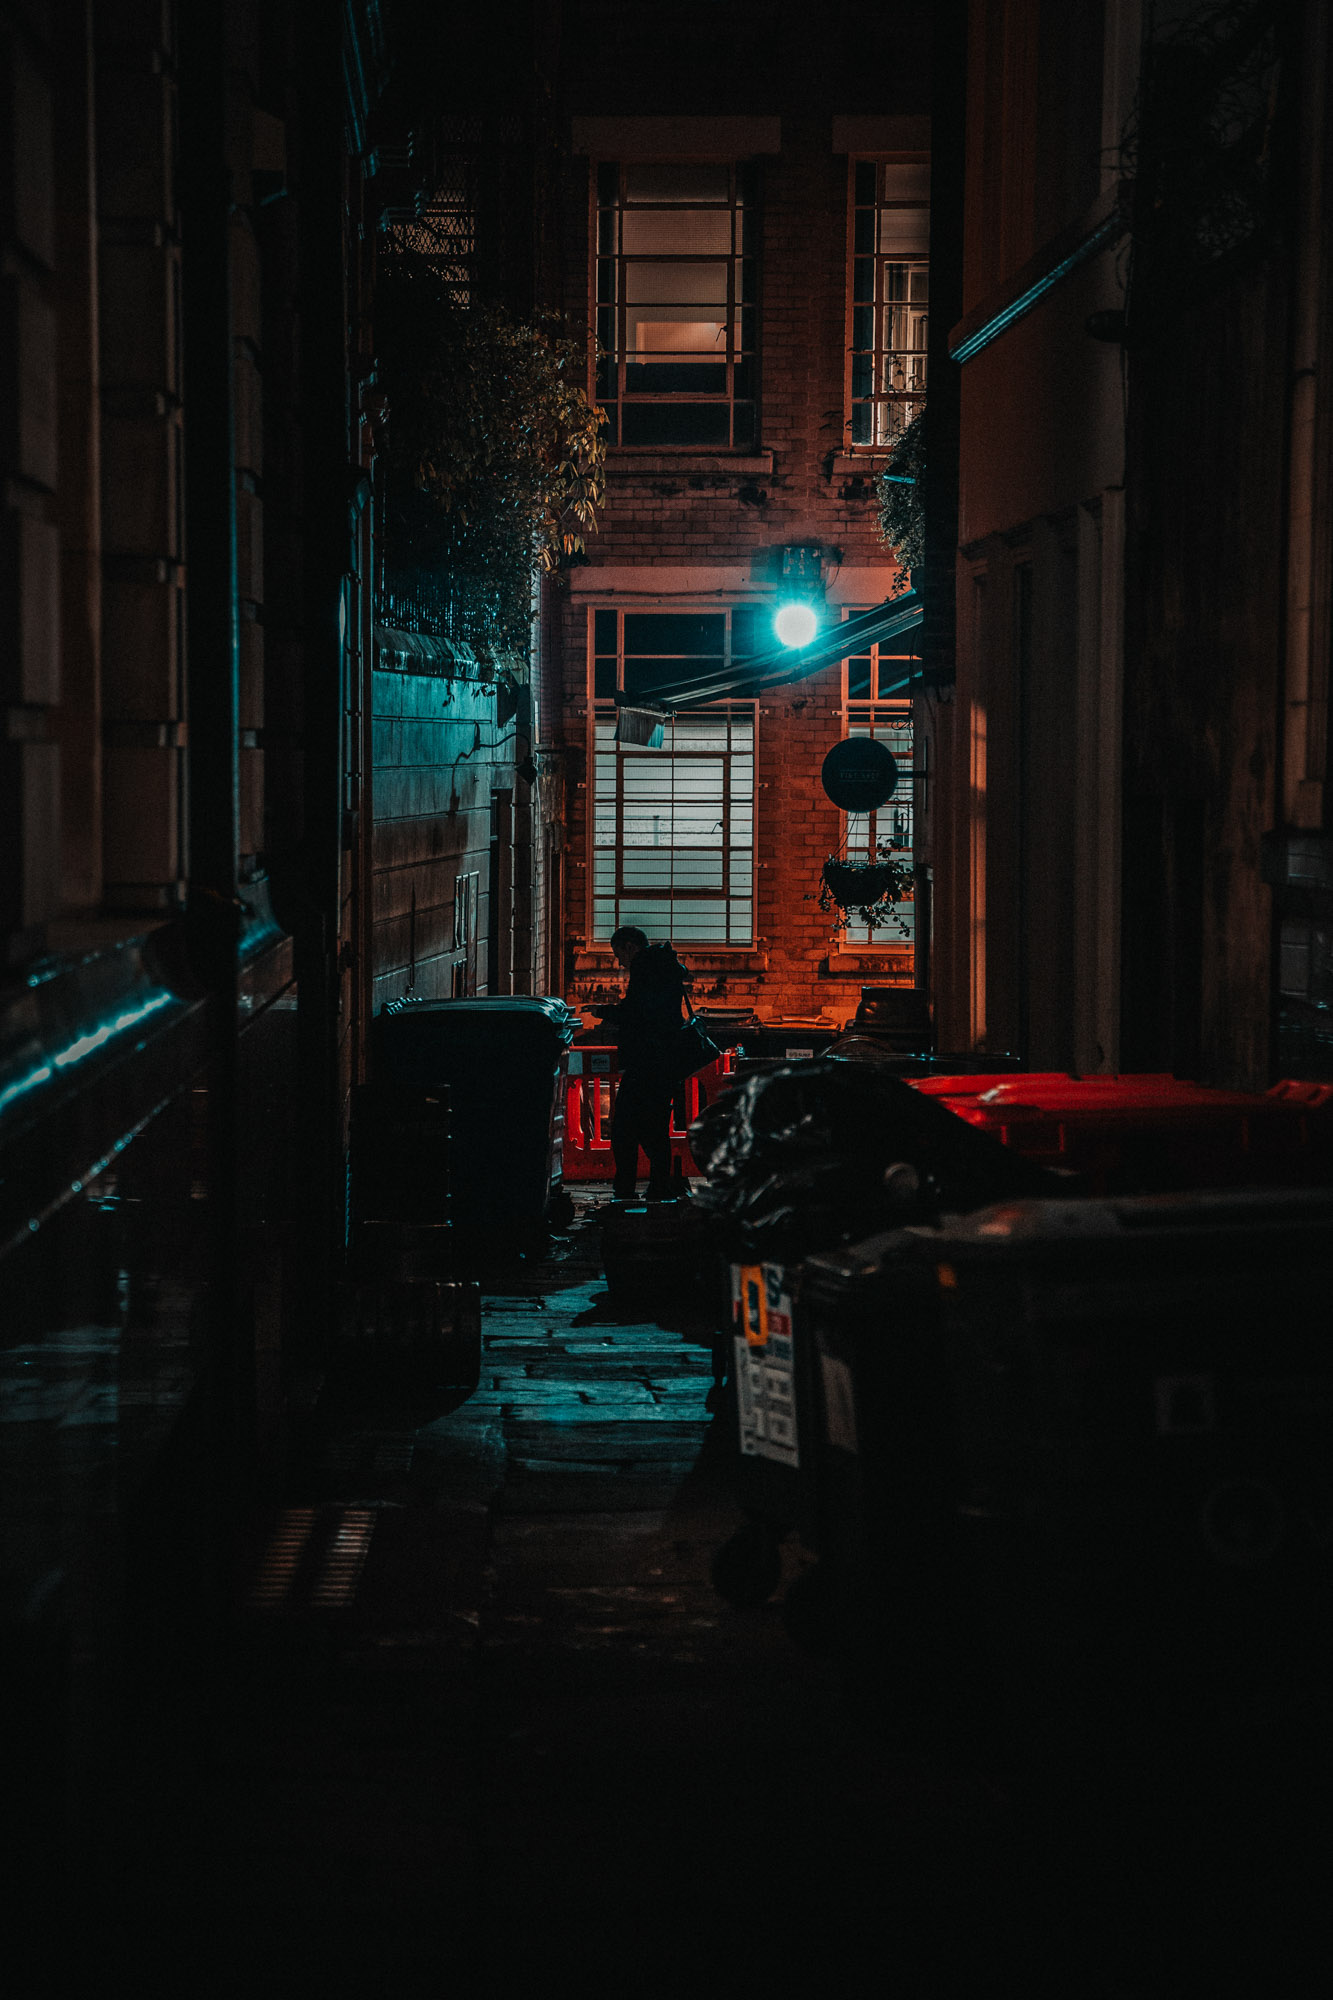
(604, 451, 775, 478)
(573, 947, 769, 976)
(824, 950, 915, 978)
(830, 452, 893, 478)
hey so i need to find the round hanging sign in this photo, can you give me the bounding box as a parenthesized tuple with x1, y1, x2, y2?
(820, 736, 899, 811)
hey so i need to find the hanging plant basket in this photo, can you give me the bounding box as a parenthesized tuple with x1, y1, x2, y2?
(820, 859, 900, 908)
(815, 843, 914, 937)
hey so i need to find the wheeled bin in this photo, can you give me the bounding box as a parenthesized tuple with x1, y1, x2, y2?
(925, 1186, 1333, 1708)
(794, 1230, 955, 1658)
(937, 1073, 1333, 1192)
(697, 1063, 1062, 1612)
(709, 1256, 821, 1607)
(372, 996, 578, 1255)
(599, 1196, 717, 1307)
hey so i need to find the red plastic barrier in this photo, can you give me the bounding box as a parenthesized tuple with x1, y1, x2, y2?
(916, 1072, 1333, 1193)
(562, 1043, 738, 1181)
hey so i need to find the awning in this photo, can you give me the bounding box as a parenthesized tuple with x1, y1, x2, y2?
(615, 591, 924, 723)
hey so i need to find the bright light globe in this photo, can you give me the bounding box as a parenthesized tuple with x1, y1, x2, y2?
(774, 601, 818, 647)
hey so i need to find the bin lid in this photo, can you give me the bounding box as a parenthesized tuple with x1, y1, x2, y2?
(374, 995, 579, 1080)
(379, 994, 577, 1035)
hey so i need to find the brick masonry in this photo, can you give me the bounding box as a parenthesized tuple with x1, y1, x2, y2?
(554, 126, 916, 1026)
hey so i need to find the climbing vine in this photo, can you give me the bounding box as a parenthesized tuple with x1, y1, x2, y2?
(875, 409, 925, 593)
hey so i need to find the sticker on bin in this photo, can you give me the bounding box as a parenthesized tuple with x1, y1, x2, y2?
(734, 1336, 799, 1467)
(733, 1262, 792, 1347)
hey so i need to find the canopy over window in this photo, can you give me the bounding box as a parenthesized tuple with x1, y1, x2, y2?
(614, 593, 924, 735)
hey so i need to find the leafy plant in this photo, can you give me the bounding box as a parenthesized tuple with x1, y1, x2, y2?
(875, 409, 925, 592)
(818, 839, 915, 937)
(376, 240, 608, 652)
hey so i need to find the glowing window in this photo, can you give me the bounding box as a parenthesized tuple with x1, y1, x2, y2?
(847, 158, 929, 450)
(594, 162, 757, 449)
(590, 608, 756, 944)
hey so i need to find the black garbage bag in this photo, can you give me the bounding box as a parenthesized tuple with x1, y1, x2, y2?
(689, 1057, 1061, 1257)
(693, 1155, 897, 1261)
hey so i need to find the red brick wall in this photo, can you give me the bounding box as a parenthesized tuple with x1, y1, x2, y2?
(555, 128, 914, 1028)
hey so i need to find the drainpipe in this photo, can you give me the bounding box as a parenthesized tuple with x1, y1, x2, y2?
(1283, 2, 1329, 831)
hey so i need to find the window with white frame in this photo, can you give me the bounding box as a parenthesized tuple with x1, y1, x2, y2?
(847, 158, 929, 450)
(591, 608, 756, 944)
(594, 161, 757, 449)
(842, 625, 916, 956)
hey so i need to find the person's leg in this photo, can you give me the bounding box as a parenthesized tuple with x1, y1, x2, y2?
(640, 1079, 675, 1197)
(609, 1071, 643, 1197)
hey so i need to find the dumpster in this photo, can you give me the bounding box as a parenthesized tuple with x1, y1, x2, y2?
(936, 1186, 1333, 1702)
(372, 996, 578, 1253)
(820, 1187, 1333, 1710)
(693, 1060, 1063, 1610)
(794, 1229, 955, 1658)
(755, 1017, 839, 1061)
(937, 1073, 1333, 1193)
(599, 1196, 717, 1307)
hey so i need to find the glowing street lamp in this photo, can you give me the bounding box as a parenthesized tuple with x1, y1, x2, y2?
(773, 543, 825, 648)
(774, 600, 818, 648)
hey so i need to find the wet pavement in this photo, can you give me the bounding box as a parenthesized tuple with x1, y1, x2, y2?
(41, 1193, 1333, 1997)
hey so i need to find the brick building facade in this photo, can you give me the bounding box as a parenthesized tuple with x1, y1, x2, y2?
(548, 16, 931, 1030)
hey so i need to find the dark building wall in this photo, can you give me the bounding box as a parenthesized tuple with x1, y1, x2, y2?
(938, 0, 1132, 1069)
(0, 1, 398, 1918)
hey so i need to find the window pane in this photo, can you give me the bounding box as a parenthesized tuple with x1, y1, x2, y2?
(627, 361, 728, 394)
(624, 259, 729, 306)
(598, 209, 616, 255)
(732, 403, 754, 448)
(621, 403, 731, 446)
(880, 209, 930, 256)
(730, 606, 761, 658)
(594, 609, 617, 651)
(622, 208, 730, 255)
(597, 161, 619, 205)
(854, 160, 876, 204)
(854, 207, 874, 255)
(624, 613, 726, 655)
(882, 163, 931, 203)
(624, 163, 729, 202)
(594, 658, 616, 698)
(623, 657, 723, 699)
(847, 654, 872, 699)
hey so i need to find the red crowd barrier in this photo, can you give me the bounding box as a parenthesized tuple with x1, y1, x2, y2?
(562, 1043, 739, 1181)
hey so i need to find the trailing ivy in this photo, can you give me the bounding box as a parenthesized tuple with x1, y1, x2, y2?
(875, 409, 925, 592)
(376, 241, 607, 653)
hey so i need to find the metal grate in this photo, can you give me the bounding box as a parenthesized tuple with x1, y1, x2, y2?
(246, 1505, 379, 1613)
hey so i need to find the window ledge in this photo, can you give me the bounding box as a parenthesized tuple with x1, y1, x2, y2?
(823, 949, 915, 977)
(573, 947, 769, 975)
(830, 452, 893, 478)
(605, 450, 775, 477)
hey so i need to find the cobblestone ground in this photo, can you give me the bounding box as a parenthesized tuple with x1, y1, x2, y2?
(87, 1196, 1333, 1997)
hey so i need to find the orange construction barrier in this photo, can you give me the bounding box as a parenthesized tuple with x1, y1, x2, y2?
(562, 1043, 738, 1181)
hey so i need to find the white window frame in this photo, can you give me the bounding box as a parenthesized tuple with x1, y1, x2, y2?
(587, 606, 757, 947)
(840, 625, 916, 964)
(592, 160, 758, 451)
(845, 155, 930, 452)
